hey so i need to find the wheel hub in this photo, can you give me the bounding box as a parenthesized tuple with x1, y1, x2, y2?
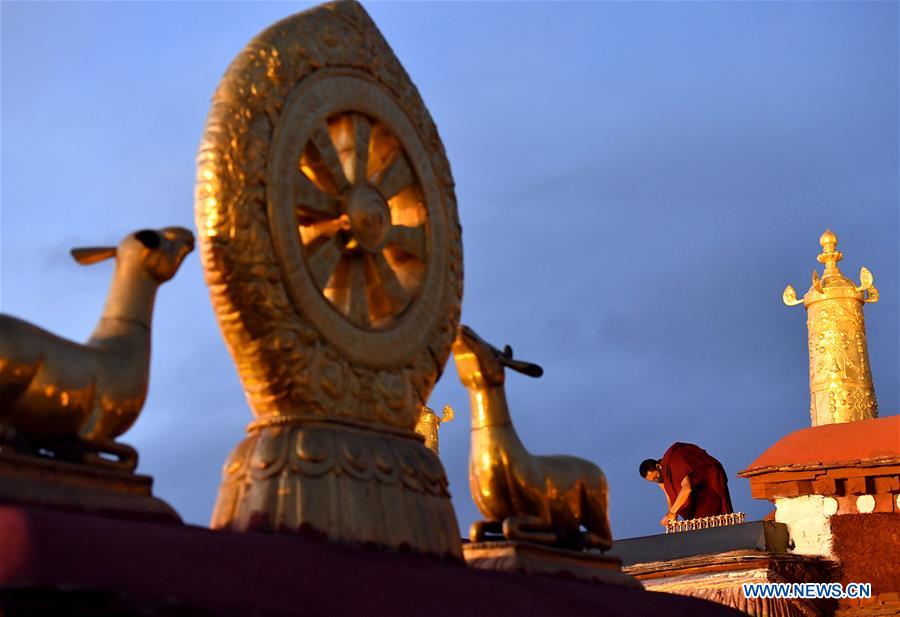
(345, 184, 390, 252)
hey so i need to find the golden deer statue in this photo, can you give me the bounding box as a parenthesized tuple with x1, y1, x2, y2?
(0, 227, 194, 470)
(452, 325, 612, 551)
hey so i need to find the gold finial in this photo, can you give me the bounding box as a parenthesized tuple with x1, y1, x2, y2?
(816, 229, 844, 274)
(818, 229, 839, 255)
(783, 230, 879, 426)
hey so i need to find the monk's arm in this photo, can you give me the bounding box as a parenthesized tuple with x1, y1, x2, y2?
(669, 476, 692, 515)
(658, 483, 672, 510)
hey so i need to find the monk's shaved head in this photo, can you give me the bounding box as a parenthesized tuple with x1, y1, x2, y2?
(640, 458, 662, 482)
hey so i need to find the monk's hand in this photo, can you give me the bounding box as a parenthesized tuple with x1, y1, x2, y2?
(659, 512, 677, 527)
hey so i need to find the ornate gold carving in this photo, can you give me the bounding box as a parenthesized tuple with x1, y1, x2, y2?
(414, 405, 453, 454)
(783, 230, 878, 426)
(211, 422, 458, 553)
(783, 285, 803, 307)
(452, 326, 612, 551)
(196, 1, 462, 556)
(0, 227, 194, 471)
(268, 69, 451, 368)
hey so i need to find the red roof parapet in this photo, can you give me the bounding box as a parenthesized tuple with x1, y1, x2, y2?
(739, 415, 899, 512)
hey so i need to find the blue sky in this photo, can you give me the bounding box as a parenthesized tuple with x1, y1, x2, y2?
(1, 1, 897, 540)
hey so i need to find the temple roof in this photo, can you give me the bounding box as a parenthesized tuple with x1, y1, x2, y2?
(0, 505, 743, 617)
(740, 414, 899, 476)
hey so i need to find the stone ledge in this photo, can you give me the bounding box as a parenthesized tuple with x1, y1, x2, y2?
(0, 449, 179, 523)
(463, 540, 642, 588)
(609, 521, 789, 567)
(624, 550, 837, 617)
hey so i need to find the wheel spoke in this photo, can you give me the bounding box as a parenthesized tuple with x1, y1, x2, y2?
(350, 114, 371, 185)
(293, 172, 341, 223)
(301, 117, 425, 328)
(310, 121, 351, 193)
(371, 252, 410, 312)
(374, 153, 414, 200)
(387, 224, 427, 260)
(347, 256, 370, 326)
(307, 235, 345, 289)
(298, 217, 346, 245)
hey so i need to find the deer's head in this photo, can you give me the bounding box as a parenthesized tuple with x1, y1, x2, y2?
(452, 325, 543, 389)
(71, 227, 195, 283)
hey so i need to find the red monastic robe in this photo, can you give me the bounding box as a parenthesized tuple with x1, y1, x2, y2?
(661, 442, 733, 519)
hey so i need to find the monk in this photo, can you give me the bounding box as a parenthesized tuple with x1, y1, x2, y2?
(640, 443, 733, 527)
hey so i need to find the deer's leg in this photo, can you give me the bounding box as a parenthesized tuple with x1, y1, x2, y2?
(582, 482, 613, 551)
(470, 520, 502, 543)
(584, 530, 612, 551)
(83, 441, 138, 472)
(502, 515, 556, 545)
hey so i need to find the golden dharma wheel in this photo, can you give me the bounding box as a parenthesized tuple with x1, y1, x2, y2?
(267, 69, 452, 366)
(196, 1, 462, 556)
(196, 3, 462, 427)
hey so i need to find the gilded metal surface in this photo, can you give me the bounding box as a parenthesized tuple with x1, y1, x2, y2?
(414, 405, 453, 455)
(452, 326, 612, 551)
(0, 228, 195, 471)
(783, 230, 879, 426)
(197, 1, 462, 556)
